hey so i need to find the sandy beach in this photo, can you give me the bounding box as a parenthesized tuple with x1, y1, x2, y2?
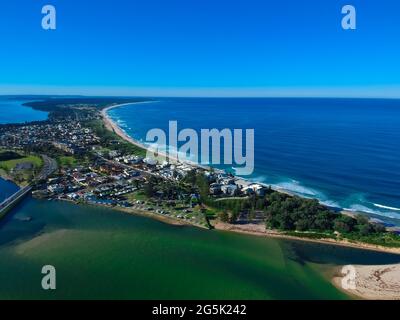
(101, 102, 154, 151)
(102, 102, 214, 170)
(213, 221, 400, 255)
(333, 264, 400, 300)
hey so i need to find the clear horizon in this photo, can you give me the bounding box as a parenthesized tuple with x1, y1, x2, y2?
(2, 85, 400, 99)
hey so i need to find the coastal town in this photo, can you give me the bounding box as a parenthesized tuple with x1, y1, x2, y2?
(0, 107, 270, 228)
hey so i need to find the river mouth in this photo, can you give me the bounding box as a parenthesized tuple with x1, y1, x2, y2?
(1, 197, 399, 300)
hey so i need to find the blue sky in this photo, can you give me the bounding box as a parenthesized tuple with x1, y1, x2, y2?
(0, 0, 400, 97)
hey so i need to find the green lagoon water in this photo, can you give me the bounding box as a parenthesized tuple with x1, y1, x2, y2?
(1, 196, 400, 300)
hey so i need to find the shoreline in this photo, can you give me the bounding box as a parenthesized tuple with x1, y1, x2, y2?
(101, 102, 157, 151)
(212, 221, 400, 255)
(0, 171, 20, 186)
(56, 196, 400, 255)
(101, 103, 400, 256)
(94, 203, 200, 227)
(101, 102, 221, 171)
(57, 198, 209, 230)
(0, 167, 30, 188)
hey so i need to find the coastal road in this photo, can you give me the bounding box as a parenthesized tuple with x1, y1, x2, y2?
(37, 155, 58, 181)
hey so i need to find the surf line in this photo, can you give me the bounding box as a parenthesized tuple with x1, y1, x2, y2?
(373, 203, 400, 211)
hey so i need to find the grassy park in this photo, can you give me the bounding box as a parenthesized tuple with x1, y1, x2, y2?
(0, 150, 43, 186)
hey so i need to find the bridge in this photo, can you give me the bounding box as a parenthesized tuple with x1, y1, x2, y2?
(0, 155, 57, 218)
(0, 185, 32, 218)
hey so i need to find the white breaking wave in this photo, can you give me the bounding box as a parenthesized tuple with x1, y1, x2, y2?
(274, 181, 320, 197)
(320, 200, 341, 208)
(116, 120, 127, 127)
(373, 203, 400, 211)
(344, 204, 400, 220)
(247, 178, 340, 208)
(344, 204, 378, 215)
(246, 175, 270, 184)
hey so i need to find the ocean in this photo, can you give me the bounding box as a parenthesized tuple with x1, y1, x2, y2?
(107, 98, 400, 226)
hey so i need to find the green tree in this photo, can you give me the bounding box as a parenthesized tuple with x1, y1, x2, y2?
(248, 209, 256, 222)
(334, 216, 356, 234)
(144, 179, 155, 198)
(295, 219, 310, 231)
(218, 210, 229, 223)
(195, 173, 210, 203)
(358, 223, 374, 236)
(229, 210, 239, 224)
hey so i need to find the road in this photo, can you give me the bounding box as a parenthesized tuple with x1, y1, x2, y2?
(37, 154, 58, 181)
